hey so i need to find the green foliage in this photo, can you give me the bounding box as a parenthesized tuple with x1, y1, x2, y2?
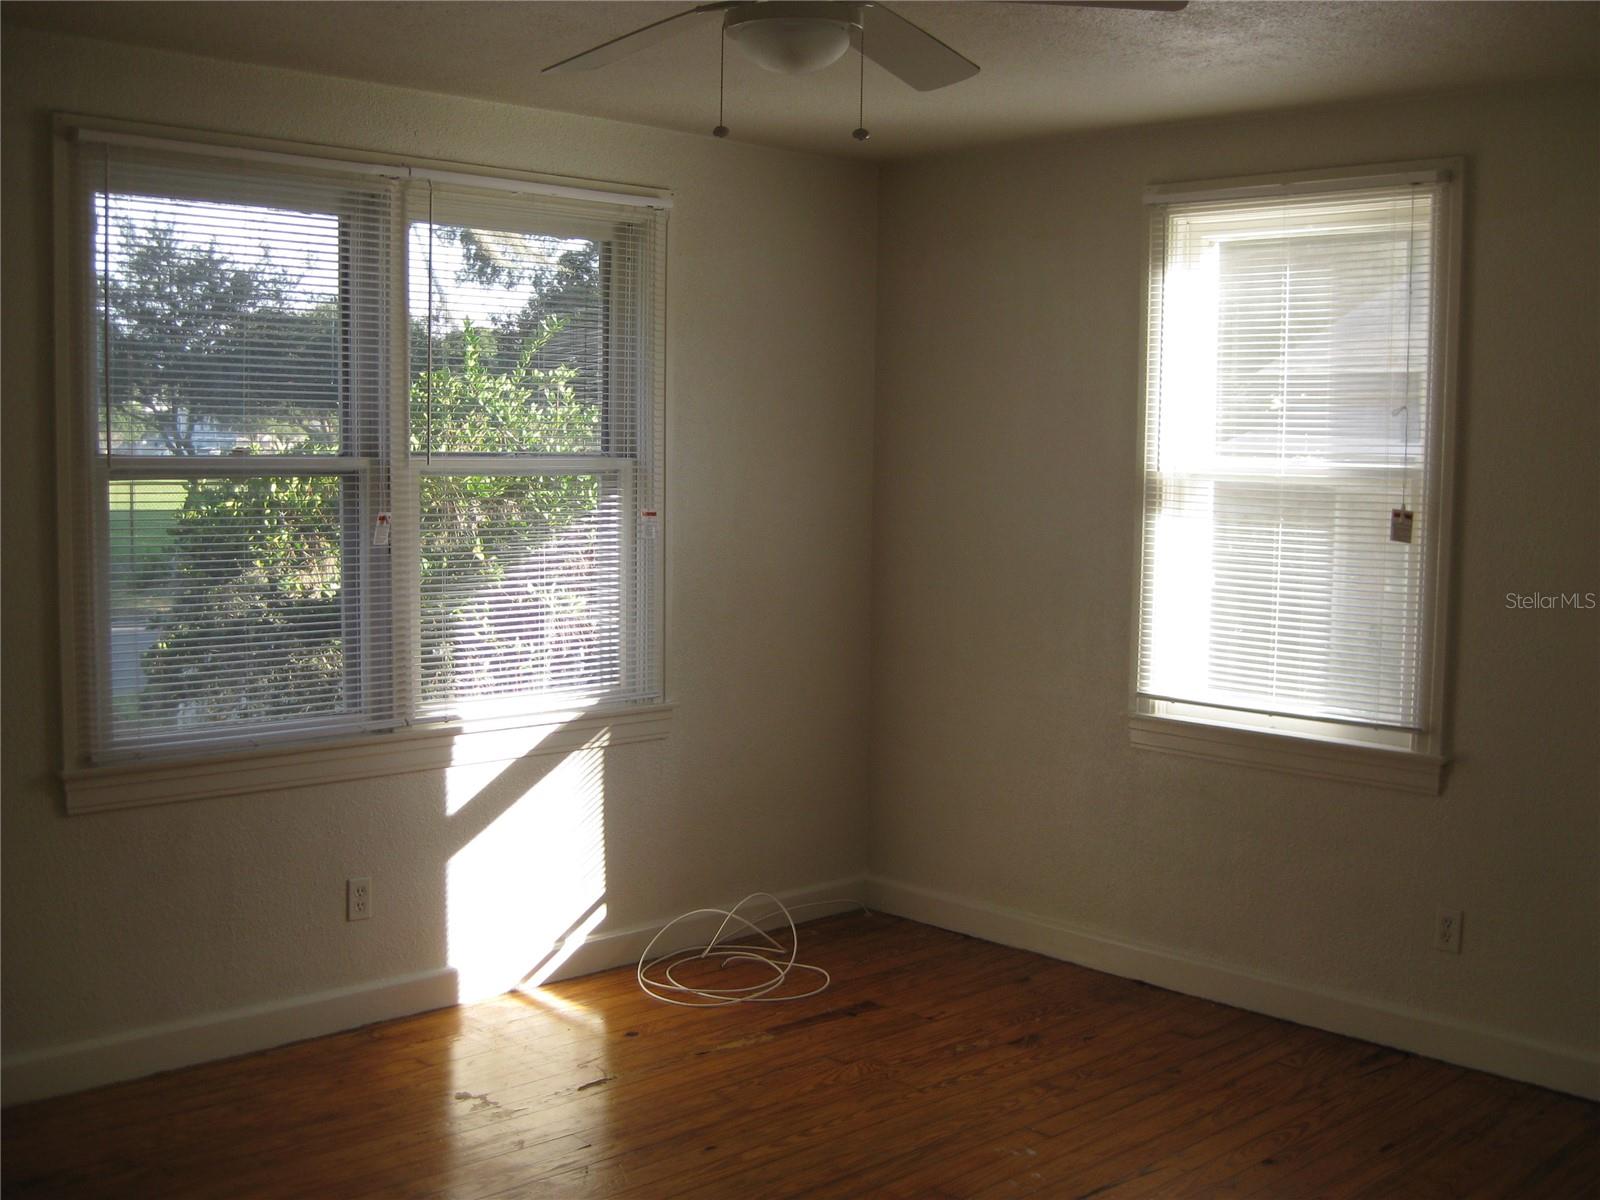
(412, 319, 604, 703)
(106, 219, 341, 454)
(141, 475, 345, 726)
(411, 316, 602, 596)
(410, 236, 601, 385)
(411, 317, 597, 455)
(107, 482, 180, 614)
(112, 214, 608, 734)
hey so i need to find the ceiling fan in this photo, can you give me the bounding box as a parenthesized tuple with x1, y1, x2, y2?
(545, 2, 1188, 139)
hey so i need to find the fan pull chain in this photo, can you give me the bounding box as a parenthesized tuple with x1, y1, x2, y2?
(713, 26, 730, 138)
(853, 21, 870, 142)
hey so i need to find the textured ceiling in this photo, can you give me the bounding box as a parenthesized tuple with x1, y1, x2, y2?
(6, 1, 1597, 159)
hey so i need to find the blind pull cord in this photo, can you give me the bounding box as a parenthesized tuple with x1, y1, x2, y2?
(854, 23, 870, 143)
(101, 147, 113, 468)
(425, 181, 434, 466)
(713, 28, 729, 139)
(1391, 187, 1418, 544)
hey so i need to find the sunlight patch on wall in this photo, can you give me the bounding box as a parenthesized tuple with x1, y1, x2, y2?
(442, 720, 584, 816)
(446, 732, 608, 1002)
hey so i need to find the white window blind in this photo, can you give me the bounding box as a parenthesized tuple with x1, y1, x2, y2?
(69, 135, 664, 764)
(1137, 180, 1446, 742)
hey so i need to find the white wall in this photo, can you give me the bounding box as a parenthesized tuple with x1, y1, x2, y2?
(1, 27, 876, 1096)
(871, 82, 1599, 1093)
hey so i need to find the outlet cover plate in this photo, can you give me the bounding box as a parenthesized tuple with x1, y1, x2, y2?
(348, 876, 372, 922)
(1434, 907, 1462, 954)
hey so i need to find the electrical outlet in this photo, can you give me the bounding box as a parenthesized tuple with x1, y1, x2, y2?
(1434, 908, 1462, 954)
(347, 877, 371, 922)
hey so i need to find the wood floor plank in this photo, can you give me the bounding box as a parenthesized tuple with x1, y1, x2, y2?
(939, 1030, 1385, 1200)
(611, 988, 1255, 1198)
(774, 1009, 1266, 1199)
(1203, 1058, 1466, 1197)
(1090, 1045, 1426, 1199)
(1497, 1122, 1600, 1200)
(638, 1000, 1289, 1199)
(1241, 1071, 1510, 1198)
(4, 914, 1593, 1199)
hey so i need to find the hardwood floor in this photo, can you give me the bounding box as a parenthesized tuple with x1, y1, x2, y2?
(4, 913, 1596, 1198)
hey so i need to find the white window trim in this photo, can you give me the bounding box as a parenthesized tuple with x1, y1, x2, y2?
(52, 114, 673, 813)
(1128, 158, 1463, 795)
(62, 703, 674, 814)
(1129, 714, 1445, 795)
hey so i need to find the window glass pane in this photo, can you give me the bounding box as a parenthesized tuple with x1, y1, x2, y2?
(106, 477, 351, 747)
(409, 220, 605, 455)
(1208, 486, 1336, 708)
(419, 474, 622, 712)
(1212, 218, 1431, 468)
(96, 192, 344, 455)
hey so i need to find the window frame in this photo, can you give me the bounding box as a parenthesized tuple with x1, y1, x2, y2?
(53, 115, 672, 812)
(1128, 159, 1463, 794)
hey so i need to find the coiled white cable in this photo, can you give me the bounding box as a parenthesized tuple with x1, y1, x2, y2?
(636, 892, 865, 1007)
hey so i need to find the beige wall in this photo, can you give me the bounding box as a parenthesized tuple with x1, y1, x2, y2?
(872, 82, 1598, 1060)
(1, 29, 876, 1057)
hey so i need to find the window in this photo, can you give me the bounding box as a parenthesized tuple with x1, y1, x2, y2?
(1133, 165, 1458, 790)
(63, 129, 665, 776)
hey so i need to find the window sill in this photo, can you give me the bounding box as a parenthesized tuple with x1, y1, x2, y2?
(1129, 714, 1445, 794)
(62, 703, 673, 815)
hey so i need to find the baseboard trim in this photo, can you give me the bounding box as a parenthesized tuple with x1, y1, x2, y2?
(1, 967, 461, 1107)
(865, 875, 1600, 1101)
(2, 875, 870, 1108)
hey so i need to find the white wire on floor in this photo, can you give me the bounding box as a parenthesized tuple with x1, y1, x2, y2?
(636, 892, 866, 1007)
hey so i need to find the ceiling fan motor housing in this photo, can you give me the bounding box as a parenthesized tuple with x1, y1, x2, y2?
(724, 2, 864, 75)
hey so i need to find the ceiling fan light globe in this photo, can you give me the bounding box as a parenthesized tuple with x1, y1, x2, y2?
(726, 16, 854, 74)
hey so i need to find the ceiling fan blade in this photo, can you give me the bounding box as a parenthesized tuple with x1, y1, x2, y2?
(543, 3, 734, 73)
(1021, 2, 1190, 11)
(859, 3, 980, 92)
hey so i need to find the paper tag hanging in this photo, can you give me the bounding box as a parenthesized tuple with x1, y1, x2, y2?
(374, 512, 392, 547)
(1389, 508, 1414, 544)
(639, 510, 659, 540)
